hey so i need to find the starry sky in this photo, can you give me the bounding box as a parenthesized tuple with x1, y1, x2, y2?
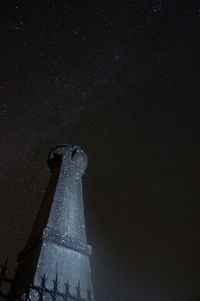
(0, 1, 200, 300)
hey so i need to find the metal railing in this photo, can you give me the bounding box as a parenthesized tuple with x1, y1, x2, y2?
(0, 259, 92, 301)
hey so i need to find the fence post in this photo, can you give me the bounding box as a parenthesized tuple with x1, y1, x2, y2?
(64, 281, 70, 301)
(87, 289, 92, 301)
(0, 258, 8, 287)
(38, 274, 47, 301)
(76, 280, 81, 301)
(51, 273, 58, 301)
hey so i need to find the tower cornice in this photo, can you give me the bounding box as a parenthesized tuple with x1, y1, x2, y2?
(48, 145, 88, 174)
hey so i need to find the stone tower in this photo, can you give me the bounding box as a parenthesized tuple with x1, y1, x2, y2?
(13, 145, 94, 300)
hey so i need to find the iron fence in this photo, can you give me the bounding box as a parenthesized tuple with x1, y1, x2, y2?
(0, 259, 92, 301)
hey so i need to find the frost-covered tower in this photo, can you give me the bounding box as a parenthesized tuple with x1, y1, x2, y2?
(13, 145, 94, 300)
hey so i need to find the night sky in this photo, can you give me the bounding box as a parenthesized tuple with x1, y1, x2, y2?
(0, 1, 200, 300)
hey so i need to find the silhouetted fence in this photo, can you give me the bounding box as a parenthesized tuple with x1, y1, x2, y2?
(0, 259, 92, 301)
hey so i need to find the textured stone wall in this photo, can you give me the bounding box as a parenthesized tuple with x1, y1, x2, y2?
(13, 145, 94, 300)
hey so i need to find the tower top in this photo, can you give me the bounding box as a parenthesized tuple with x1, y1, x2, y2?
(48, 144, 88, 173)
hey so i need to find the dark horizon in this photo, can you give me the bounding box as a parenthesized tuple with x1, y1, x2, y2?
(0, 1, 200, 300)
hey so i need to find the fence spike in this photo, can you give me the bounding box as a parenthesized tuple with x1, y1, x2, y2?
(64, 280, 70, 295)
(53, 273, 58, 290)
(41, 274, 47, 287)
(50, 274, 59, 301)
(0, 258, 8, 286)
(76, 280, 81, 299)
(0, 258, 8, 273)
(24, 282, 31, 301)
(87, 289, 92, 301)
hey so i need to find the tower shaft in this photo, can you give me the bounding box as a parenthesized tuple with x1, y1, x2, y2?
(13, 145, 94, 300)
